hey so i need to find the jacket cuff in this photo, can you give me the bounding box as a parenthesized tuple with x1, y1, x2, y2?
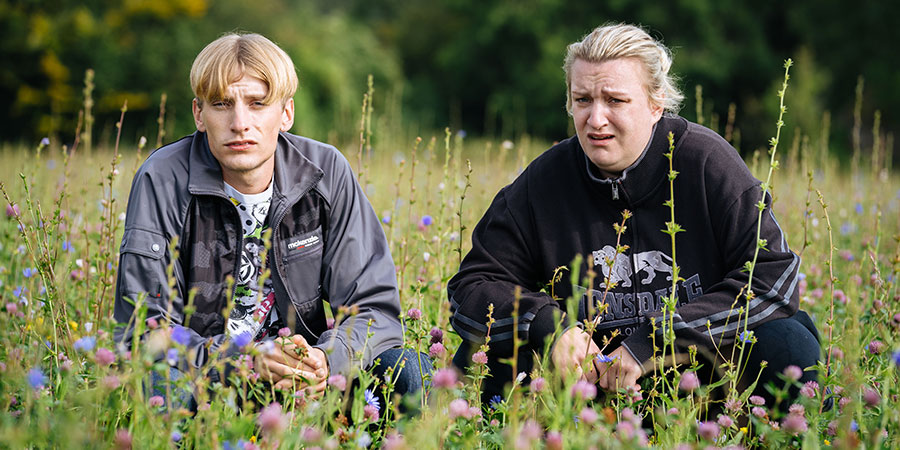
(621, 322, 655, 363)
(315, 330, 353, 378)
(527, 304, 565, 355)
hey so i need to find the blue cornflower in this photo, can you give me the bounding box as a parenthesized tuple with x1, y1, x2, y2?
(74, 336, 96, 353)
(840, 222, 854, 235)
(62, 241, 74, 253)
(232, 331, 252, 349)
(855, 203, 864, 215)
(13, 286, 25, 298)
(356, 432, 372, 448)
(421, 215, 434, 226)
(850, 420, 859, 432)
(166, 348, 179, 366)
(489, 394, 503, 409)
(382, 215, 391, 224)
(40, 137, 50, 147)
(171, 325, 191, 346)
(892, 350, 900, 367)
(595, 354, 618, 364)
(739, 330, 754, 343)
(170, 431, 182, 442)
(364, 389, 381, 411)
(22, 268, 35, 278)
(27, 367, 48, 389)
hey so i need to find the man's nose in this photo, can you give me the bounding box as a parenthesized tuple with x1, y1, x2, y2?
(231, 105, 250, 132)
(587, 103, 608, 129)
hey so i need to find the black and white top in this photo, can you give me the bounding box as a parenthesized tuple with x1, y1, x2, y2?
(224, 180, 283, 341)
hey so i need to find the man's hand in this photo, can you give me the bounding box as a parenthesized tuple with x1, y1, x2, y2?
(253, 335, 327, 389)
(551, 327, 601, 383)
(273, 335, 329, 395)
(594, 346, 642, 393)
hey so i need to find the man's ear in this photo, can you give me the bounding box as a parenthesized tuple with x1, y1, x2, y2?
(192, 98, 207, 132)
(280, 98, 295, 132)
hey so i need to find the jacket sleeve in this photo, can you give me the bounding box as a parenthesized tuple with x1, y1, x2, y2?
(448, 185, 567, 362)
(114, 168, 240, 375)
(622, 184, 801, 362)
(313, 155, 403, 377)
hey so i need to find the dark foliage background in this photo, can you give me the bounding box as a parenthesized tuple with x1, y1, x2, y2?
(2, 0, 896, 158)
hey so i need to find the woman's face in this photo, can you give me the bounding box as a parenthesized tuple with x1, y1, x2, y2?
(570, 57, 663, 178)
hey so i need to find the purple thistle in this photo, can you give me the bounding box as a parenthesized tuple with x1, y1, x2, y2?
(428, 342, 446, 358)
(429, 327, 443, 344)
(27, 367, 48, 389)
(327, 374, 347, 391)
(782, 414, 808, 435)
(679, 371, 700, 391)
(471, 351, 488, 365)
(571, 380, 597, 401)
(431, 368, 457, 388)
(749, 395, 766, 406)
(95, 348, 116, 366)
(406, 308, 422, 320)
(783, 365, 803, 381)
(5, 204, 20, 219)
(867, 340, 885, 355)
(697, 421, 720, 441)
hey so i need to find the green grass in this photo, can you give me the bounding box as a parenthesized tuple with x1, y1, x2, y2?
(0, 96, 898, 448)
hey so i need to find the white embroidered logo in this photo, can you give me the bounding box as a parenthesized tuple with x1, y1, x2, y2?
(592, 245, 674, 288)
(288, 235, 320, 251)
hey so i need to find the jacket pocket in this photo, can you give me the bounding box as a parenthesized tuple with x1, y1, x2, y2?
(280, 227, 324, 304)
(120, 228, 167, 259)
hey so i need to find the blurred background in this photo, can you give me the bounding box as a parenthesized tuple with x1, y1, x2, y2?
(1, 0, 896, 160)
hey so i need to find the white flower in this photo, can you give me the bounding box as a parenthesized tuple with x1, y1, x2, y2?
(423, 252, 431, 262)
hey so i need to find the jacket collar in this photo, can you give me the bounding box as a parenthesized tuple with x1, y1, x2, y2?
(188, 131, 324, 204)
(580, 114, 688, 205)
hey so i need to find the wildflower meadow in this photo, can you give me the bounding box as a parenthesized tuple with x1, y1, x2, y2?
(0, 66, 898, 449)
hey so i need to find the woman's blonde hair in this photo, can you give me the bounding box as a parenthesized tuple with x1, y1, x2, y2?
(563, 23, 683, 114)
(190, 33, 298, 105)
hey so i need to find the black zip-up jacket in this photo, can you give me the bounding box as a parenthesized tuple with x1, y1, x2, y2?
(114, 131, 402, 377)
(449, 115, 800, 367)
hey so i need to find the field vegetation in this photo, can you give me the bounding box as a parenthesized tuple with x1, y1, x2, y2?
(0, 65, 898, 449)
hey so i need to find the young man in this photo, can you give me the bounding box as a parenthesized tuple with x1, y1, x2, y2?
(115, 33, 428, 399)
(449, 24, 821, 407)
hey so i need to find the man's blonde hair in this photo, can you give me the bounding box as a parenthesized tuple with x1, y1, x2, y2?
(563, 23, 683, 115)
(190, 33, 298, 105)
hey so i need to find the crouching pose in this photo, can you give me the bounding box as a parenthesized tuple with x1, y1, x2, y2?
(449, 23, 821, 409)
(115, 33, 430, 406)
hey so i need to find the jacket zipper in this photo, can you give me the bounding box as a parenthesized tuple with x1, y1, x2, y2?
(271, 177, 323, 339)
(611, 181, 620, 200)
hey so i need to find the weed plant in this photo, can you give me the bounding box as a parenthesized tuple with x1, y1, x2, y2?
(0, 63, 898, 448)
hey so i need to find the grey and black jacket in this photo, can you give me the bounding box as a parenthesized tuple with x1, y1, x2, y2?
(114, 131, 402, 378)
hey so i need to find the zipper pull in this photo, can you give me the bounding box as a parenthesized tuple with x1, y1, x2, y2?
(611, 182, 620, 201)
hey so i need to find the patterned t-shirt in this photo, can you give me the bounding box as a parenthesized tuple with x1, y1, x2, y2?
(223, 180, 283, 341)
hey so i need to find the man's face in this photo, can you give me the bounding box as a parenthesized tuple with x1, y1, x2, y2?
(192, 74, 294, 191)
(570, 57, 663, 178)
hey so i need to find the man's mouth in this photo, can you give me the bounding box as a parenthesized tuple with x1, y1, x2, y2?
(226, 140, 256, 150)
(588, 133, 614, 143)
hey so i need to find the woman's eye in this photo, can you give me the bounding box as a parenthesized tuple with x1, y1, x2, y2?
(575, 97, 590, 103)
